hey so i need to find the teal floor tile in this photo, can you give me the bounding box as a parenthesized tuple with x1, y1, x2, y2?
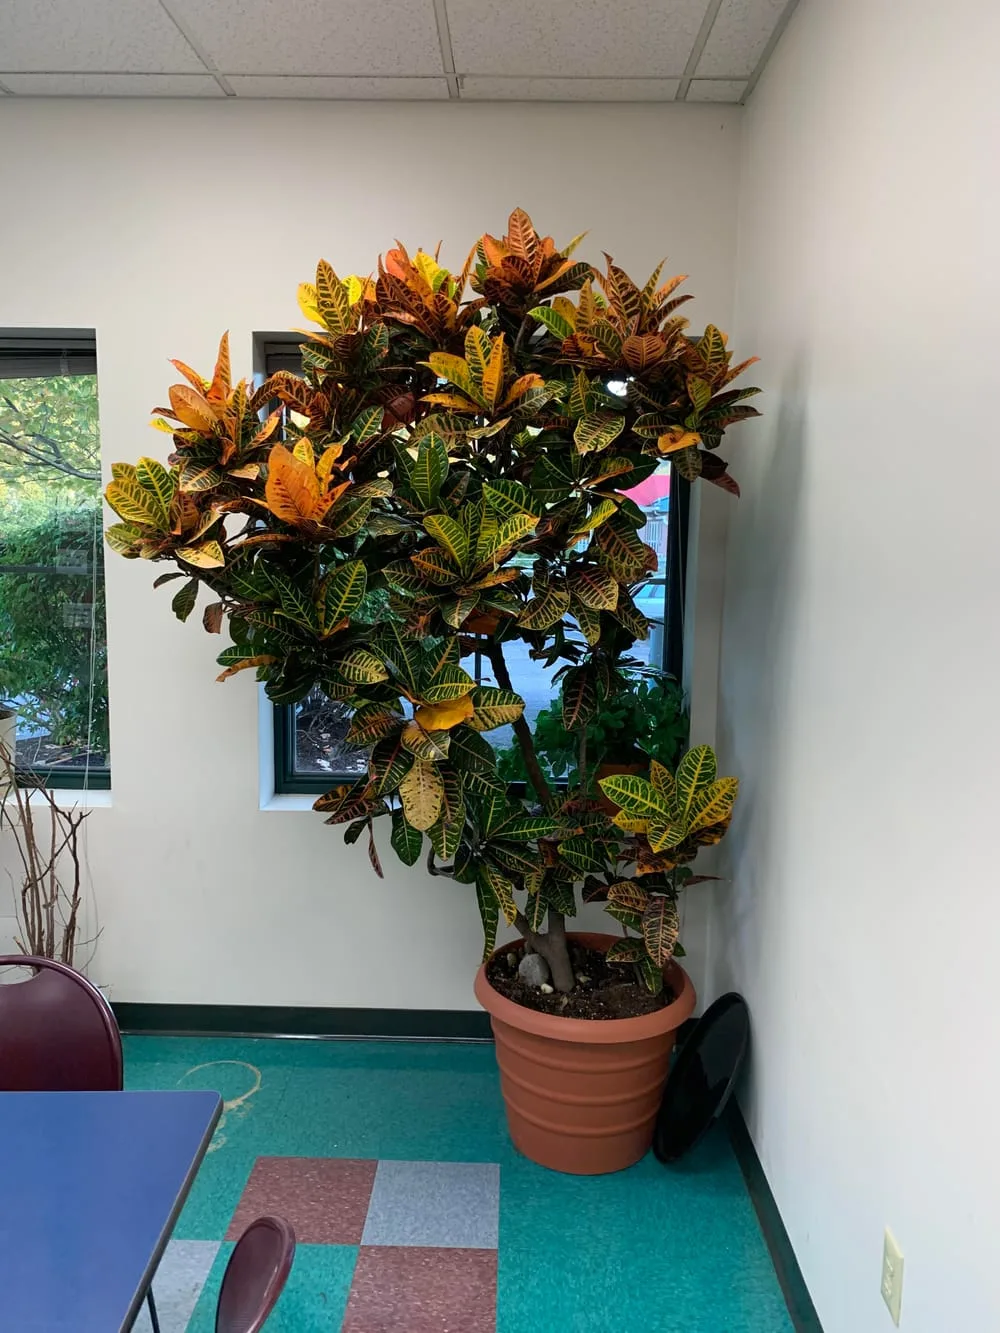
(186, 1242, 358, 1332)
(124, 1036, 795, 1332)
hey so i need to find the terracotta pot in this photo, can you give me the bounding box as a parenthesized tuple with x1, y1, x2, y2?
(594, 760, 647, 816)
(474, 931, 696, 1174)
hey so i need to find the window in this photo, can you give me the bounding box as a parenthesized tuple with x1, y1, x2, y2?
(261, 342, 688, 795)
(0, 335, 110, 789)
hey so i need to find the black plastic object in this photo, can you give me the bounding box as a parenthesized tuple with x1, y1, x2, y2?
(653, 991, 750, 1164)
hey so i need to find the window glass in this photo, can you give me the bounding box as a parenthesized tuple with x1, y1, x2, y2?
(0, 344, 110, 786)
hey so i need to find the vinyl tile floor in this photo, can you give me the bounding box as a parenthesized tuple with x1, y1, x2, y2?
(125, 1036, 793, 1333)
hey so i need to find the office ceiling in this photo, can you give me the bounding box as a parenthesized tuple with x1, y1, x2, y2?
(0, 0, 798, 103)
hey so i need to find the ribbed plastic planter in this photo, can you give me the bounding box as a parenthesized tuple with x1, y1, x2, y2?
(474, 931, 696, 1174)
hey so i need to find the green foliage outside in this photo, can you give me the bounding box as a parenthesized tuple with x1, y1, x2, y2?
(497, 673, 688, 790)
(0, 374, 109, 757)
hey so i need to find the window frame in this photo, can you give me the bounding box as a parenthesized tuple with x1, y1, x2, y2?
(0, 333, 111, 791)
(260, 338, 690, 796)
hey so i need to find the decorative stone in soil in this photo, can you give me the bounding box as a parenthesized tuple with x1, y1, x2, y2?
(487, 943, 673, 1020)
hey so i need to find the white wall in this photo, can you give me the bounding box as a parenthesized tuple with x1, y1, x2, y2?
(715, 0, 1000, 1329)
(0, 98, 741, 1007)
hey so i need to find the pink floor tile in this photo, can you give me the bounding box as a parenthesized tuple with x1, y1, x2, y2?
(226, 1156, 377, 1245)
(341, 1246, 497, 1333)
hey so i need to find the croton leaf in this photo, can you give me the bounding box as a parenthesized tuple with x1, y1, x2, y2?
(410, 433, 450, 509)
(176, 540, 225, 569)
(105, 522, 142, 555)
(170, 577, 199, 623)
(519, 584, 570, 631)
(567, 566, 618, 612)
(561, 667, 597, 730)
(448, 725, 498, 774)
(468, 687, 524, 732)
(265, 443, 321, 524)
(475, 879, 500, 963)
(608, 880, 651, 914)
(424, 513, 470, 570)
(370, 739, 411, 795)
(557, 836, 610, 874)
(428, 810, 464, 860)
(606, 937, 646, 964)
(390, 810, 423, 866)
(336, 647, 389, 684)
(524, 892, 547, 933)
(412, 695, 475, 732)
(642, 896, 680, 967)
(494, 815, 562, 843)
(574, 411, 625, 455)
(597, 773, 668, 821)
(134, 457, 174, 524)
(478, 863, 518, 926)
(687, 776, 739, 833)
(675, 744, 718, 815)
(400, 721, 451, 762)
(420, 663, 477, 703)
(105, 477, 164, 529)
(346, 703, 403, 747)
(638, 955, 665, 996)
(322, 560, 367, 632)
(399, 758, 444, 831)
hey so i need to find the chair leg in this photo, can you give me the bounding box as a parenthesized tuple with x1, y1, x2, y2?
(146, 1286, 161, 1333)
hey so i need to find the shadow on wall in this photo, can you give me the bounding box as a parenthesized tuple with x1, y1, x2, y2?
(710, 353, 810, 1025)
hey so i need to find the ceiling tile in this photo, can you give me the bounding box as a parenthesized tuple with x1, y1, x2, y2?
(686, 79, 746, 101)
(165, 0, 444, 76)
(0, 0, 206, 73)
(228, 75, 448, 99)
(460, 76, 680, 101)
(0, 72, 223, 95)
(447, 0, 705, 78)
(697, 0, 789, 77)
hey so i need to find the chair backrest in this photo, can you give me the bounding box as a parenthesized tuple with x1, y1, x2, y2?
(0, 956, 123, 1092)
(216, 1216, 296, 1333)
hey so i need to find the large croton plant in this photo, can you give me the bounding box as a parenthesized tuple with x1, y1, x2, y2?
(105, 210, 757, 997)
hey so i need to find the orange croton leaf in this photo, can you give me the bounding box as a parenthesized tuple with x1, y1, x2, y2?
(657, 427, 702, 455)
(206, 332, 232, 403)
(168, 384, 219, 434)
(265, 444, 322, 524)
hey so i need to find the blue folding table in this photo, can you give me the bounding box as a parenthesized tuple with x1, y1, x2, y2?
(0, 1089, 223, 1332)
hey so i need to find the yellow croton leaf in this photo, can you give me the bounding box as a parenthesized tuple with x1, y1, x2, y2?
(413, 694, 476, 732)
(657, 427, 702, 455)
(297, 282, 322, 325)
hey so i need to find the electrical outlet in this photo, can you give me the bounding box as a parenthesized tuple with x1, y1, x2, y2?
(881, 1227, 904, 1325)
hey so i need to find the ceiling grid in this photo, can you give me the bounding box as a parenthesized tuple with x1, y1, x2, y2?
(0, 0, 799, 102)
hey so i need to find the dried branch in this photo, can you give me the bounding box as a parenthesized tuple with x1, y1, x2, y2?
(0, 740, 91, 967)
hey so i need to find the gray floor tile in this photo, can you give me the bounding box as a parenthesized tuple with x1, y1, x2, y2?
(361, 1159, 500, 1249)
(132, 1239, 221, 1331)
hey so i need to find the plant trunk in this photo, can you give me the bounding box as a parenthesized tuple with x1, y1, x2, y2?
(543, 911, 575, 993)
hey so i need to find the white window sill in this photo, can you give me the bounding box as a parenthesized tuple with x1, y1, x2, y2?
(5, 787, 113, 810)
(260, 792, 318, 812)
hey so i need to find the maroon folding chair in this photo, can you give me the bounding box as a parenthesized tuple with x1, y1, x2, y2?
(0, 955, 123, 1091)
(0, 957, 168, 1325)
(216, 1216, 296, 1333)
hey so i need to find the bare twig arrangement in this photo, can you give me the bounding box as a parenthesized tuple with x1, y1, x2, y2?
(0, 738, 90, 965)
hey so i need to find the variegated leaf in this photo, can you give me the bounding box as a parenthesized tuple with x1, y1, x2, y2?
(642, 896, 680, 967)
(399, 758, 444, 831)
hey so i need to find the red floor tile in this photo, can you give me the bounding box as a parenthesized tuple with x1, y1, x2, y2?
(226, 1156, 377, 1245)
(341, 1246, 497, 1332)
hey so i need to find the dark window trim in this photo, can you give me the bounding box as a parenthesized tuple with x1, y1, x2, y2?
(0, 331, 110, 791)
